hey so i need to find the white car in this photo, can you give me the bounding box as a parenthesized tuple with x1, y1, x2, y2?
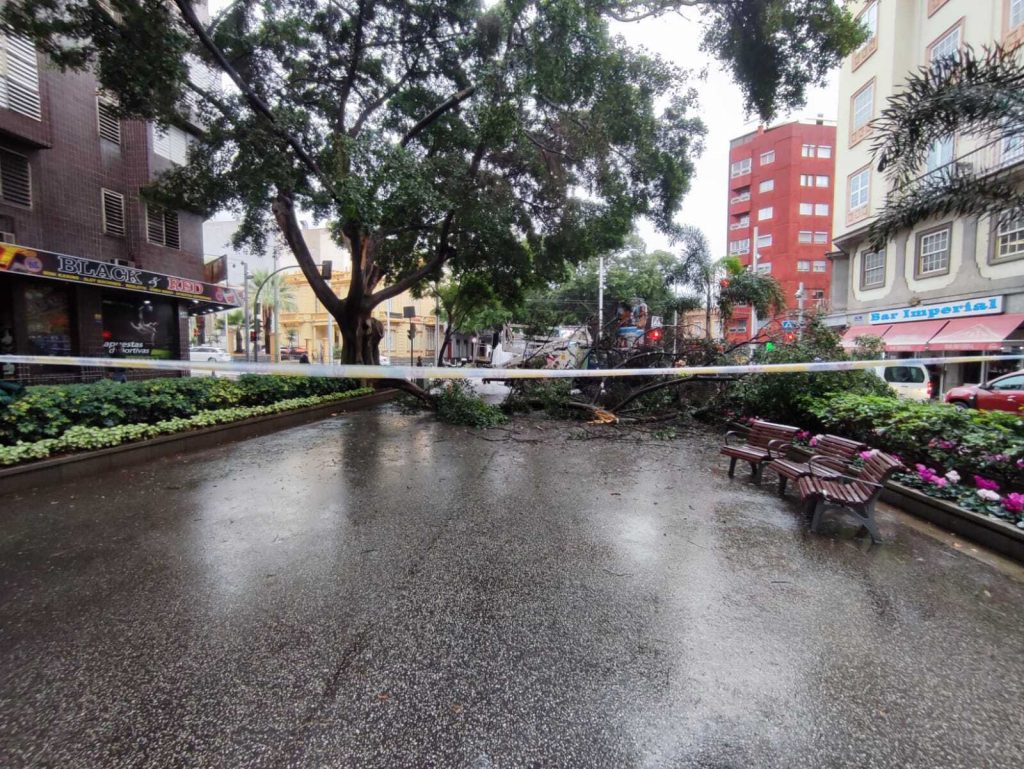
(189, 346, 233, 363)
(379, 355, 391, 366)
(873, 364, 931, 401)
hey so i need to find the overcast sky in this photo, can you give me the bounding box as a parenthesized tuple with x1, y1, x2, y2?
(611, 14, 840, 258)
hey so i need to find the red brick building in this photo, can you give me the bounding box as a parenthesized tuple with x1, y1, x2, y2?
(724, 120, 837, 345)
(0, 8, 237, 383)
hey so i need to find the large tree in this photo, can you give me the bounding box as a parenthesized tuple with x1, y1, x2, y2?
(3, 1, 863, 365)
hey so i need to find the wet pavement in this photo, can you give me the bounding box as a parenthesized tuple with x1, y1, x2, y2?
(1, 408, 1024, 768)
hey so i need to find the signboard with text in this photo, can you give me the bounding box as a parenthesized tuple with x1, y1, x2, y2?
(869, 296, 1003, 324)
(0, 243, 240, 308)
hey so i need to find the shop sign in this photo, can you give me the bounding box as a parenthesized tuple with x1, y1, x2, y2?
(0, 244, 240, 307)
(869, 296, 1003, 324)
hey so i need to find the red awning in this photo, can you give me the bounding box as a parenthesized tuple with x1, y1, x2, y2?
(926, 313, 1024, 351)
(881, 320, 949, 352)
(840, 324, 890, 348)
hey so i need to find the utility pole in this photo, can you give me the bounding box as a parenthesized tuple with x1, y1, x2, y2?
(597, 254, 605, 346)
(750, 226, 759, 354)
(272, 245, 280, 363)
(796, 282, 806, 341)
(242, 261, 251, 362)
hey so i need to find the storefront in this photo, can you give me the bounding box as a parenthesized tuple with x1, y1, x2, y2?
(839, 295, 1024, 394)
(0, 243, 239, 384)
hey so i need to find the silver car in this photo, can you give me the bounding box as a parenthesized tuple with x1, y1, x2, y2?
(189, 346, 233, 363)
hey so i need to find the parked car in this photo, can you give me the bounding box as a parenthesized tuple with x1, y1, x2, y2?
(379, 355, 390, 366)
(872, 364, 931, 401)
(945, 370, 1024, 412)
(189, 346, 233, 363)
(280, 346, 308, 361)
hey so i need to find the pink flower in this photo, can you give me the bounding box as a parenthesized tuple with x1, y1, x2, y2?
(931, 477, 948, 488)
(945, 470, 960, 484)
(1016, 459, 1024, 470)
(809, 435, 821, 447)
(859, 449, 877, 461)
(974, 476, 1000, 491)
(1003, 493, 1024, 514)
(978, 489, 1001, 503)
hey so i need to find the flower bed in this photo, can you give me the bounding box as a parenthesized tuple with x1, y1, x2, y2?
(0, 388, 373, 467)
(893, 465, 1024, 529)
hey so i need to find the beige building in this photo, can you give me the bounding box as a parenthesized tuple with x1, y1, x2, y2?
(829, 0, 1024, 389)
(279, 270, 438, 364)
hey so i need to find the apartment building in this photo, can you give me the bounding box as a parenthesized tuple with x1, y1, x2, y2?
(725, 120, 838, 344)
(0, 6, 235, 384)
(830, 0, 1024, 390)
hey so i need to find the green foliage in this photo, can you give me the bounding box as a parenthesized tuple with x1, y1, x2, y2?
(0, 388, 373, 466)
(717, 258, 787, 324)
(433, 381, 508, 428)
(0, 375, 360, 445)
(728, 320, 893, 424)
(502, 379, 574, 417)
(806, 394, 1024, 491)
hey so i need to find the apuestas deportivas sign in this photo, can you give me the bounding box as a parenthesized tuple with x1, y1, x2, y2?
(869, 296, 1003, 324)
(0, 243, 241, 307)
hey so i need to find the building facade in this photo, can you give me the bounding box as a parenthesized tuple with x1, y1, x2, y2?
(829, 0, 1024, 391)
(0, 8, 233, 384)
(725, 119, 838, 344)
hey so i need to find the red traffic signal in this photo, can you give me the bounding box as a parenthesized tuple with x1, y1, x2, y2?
(645, 327, 663, 342)
(784, 332, 796, 344)
(250, 331, 257, 342)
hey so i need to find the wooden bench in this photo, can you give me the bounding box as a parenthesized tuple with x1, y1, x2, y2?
(796, 451, 904, 543)
(768, 434, 868, 498)
(720, 420, 800, 482)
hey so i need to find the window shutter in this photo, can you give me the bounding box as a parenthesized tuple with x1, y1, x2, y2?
(0, 149, 31, 207)
(146, 204, 165, 245)
(97, 97, 121, 144)
(1, 35, 41, 119)
(101, 189, 125, 237)
(163, 210, 180, 249)
(152, 124, 171, 158)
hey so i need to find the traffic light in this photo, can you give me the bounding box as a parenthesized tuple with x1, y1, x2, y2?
(764, 341, 775, 352)
(407, 323, 417, 340)
(321, 260, 332, 280)
(784, 332, 797, 344)
(250, 331, 257, 342)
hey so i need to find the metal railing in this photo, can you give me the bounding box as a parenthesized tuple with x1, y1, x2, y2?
(893, 133, 1024, 196)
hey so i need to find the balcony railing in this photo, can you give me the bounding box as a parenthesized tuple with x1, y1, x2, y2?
(894, 133, 1024, 198)
(730, 192, 751, 204)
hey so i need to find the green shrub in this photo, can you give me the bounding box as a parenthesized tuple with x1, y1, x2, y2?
(434, 381, 508, 428)
(0, 374, 360, 445)
(806, 393, 1024, 489)
(0, 387, 373, 466)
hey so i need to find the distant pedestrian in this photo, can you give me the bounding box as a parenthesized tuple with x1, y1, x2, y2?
(416, 356, 423, 367)
(299, 353, 310, 364)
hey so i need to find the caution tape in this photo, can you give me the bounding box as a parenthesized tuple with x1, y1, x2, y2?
(2, 353, 1023, 380)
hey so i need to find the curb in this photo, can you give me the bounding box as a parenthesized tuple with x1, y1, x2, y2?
(0, 389, 397, 496)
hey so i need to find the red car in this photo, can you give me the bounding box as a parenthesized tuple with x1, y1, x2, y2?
(944, 370, 1024, 412)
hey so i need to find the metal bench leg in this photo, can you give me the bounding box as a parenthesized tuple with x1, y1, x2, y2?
(777, 476, 787, 497)
(859, 502, 882, 544)
(810, 498, 827, 533)
(750, 462, 760, 480)
(728, 457, 737, 477)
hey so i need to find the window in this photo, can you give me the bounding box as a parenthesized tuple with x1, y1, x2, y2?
(813, 232, 829, 244)
(852, 81, 874, 134)
(991, 374, 1024, 391)
(797, 260, 810, 272)
(798, 203, 812, 216)
(925, 135, 954, 174)
(1013, 0, 1024, 28)
(101, 189, 125, 237)
(849, 168, 870, 211)
(97, 97, 121, 145)
(994, 212, 1024, 263)
(815, 175, 829, 188)
(760, 150, 775, 165)
(730, 157, 752, 177)
(817, 145, 832, 159)
(758, 206, 773, 221)
(1002, 133, 1024, 164)
(729, 321, 748, 334)
(756, 233, 773, 249)
(0, 34, 41, 120)
(802, 144, 816, 157)
(798, 231, 812, 243)
(861, 250, 886, 288)
(759, 179, 774, 193)
(152, 124, 192, 165)
(146, 205, 181, 249)
(813, 259, 828, 271)
(815, 203, 829, 216)
(800, 174, 813, 187)
(861, 2, 878, 42)
(0, 148, 31, 207)
(929, 24, 962, 63)
(729, 238, 750, 255)
(917, 226, 951, 276)
(756, 262, 772, 274)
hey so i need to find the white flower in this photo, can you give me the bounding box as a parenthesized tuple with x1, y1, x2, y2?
(945, 470, 960, 484)
(977, 489, 1001, 502)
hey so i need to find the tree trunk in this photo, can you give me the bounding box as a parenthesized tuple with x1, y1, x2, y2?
(437, 324, 454, 366)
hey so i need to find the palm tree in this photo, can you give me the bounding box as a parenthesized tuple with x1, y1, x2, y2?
(249, 270, 299, 354)
(716, 256, 786, 330)
(870, 45, 1024, 246)
(676, 226, 718, 339)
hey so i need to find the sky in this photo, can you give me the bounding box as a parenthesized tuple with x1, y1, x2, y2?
(610, 13, 840, 258)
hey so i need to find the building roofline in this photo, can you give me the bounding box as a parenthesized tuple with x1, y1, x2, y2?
(729, 117, 838, 148)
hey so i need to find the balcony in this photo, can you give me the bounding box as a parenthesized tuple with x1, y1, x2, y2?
(894, 133, 1024, 200)
(729, 219, 749, 231)
(729, 192, 751, 205)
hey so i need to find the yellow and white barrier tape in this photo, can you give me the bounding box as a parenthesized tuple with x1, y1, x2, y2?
(2, 353, 1023, 380)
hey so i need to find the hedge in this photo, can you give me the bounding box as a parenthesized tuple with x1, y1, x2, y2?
(0, 374, 360, 445)
(0, 388, 374, 467)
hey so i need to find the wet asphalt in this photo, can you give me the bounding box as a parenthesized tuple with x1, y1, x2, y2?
(1, 407, 1024, 769)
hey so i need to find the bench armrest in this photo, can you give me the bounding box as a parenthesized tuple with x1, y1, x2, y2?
(724, 430, 746, 446)
(809, 455, 850, 473)
(810, 455, 885, 488)
(766, 439, 792, 459)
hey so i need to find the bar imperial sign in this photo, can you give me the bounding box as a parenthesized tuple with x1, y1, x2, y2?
(0, 243, 240, 307)
(869, 296, 1003, 325)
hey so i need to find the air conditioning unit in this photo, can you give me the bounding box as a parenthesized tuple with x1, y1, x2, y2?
(0, 231, 15, 244)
